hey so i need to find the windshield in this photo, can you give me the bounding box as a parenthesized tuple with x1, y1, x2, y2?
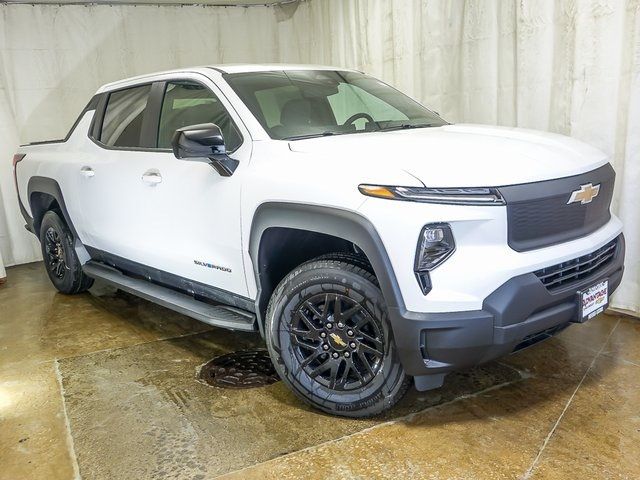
(224, 70, 447, 140)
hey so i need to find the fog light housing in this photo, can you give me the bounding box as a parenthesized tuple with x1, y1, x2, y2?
(414, 223, 455, 294)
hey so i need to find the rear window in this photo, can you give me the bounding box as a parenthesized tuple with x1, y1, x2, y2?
(100, 85, 151, 148)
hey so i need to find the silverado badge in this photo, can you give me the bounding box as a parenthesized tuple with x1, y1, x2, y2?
(567, 183, 600, 205)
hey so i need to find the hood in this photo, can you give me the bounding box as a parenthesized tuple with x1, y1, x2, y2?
(287, 124, 608, 187)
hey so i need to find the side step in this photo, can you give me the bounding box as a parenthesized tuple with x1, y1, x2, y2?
(83, 261, 257, 332)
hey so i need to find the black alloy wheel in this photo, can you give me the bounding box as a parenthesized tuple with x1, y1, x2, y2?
(266, 254, 410, 417)
(39, 210, 93, 294)
(44, 226, 67, 279)
(290, 292, 384, 391)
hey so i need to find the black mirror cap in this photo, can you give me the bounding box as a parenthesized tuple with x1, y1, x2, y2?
(171, 123, 226, 159)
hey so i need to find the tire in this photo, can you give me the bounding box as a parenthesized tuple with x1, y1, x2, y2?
(265, 257, 410, 417)
(39, 210, 93, 294)
(312, 251, 374, 275)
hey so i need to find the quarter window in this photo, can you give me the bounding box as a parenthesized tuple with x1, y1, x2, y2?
(157, 81, 242, 151)
(100, 85, 151, 148)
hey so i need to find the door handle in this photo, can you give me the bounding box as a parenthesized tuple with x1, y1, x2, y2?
(80, 166, 95, 178)
(141, 170, 162, 186)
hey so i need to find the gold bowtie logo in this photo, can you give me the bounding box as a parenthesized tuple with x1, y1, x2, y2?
(567, 183, 600, 205)
(329, 333, 347, 347)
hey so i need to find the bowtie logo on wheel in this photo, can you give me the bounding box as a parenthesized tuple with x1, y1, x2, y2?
(329, 333, 348, 348)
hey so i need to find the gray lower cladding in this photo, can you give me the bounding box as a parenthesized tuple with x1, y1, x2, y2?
(390, 233, 625, 378)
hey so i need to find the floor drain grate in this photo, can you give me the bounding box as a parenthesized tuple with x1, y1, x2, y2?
(199, 349, 280, 389)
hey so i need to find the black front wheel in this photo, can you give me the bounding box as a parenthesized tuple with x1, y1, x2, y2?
(265, 257, 409, 417)
(40, 211, 93, 294)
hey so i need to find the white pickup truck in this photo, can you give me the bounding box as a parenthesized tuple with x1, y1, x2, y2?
(13, 65, 624, 417)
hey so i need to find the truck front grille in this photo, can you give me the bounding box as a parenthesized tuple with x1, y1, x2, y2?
(499, 164, 615, 252)
(534, 237, 619, 291)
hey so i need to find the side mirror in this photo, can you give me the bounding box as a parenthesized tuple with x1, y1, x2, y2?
(171, 123, 238, 177)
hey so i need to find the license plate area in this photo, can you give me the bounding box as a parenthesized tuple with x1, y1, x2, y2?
(576, 279, 608, 322)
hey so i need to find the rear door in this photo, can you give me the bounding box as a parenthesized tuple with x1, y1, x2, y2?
(77, 82, 156, 253)
(78, 75, 251, 298)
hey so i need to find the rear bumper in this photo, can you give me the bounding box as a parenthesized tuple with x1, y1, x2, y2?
(390, 233, 625, 384)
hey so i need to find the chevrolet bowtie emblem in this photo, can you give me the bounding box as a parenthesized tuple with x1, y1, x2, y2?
(329, 333, 347, 347)
(567, 183, 600, 205)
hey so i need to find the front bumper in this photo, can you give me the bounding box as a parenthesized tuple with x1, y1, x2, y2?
(389, 233, 625, 388)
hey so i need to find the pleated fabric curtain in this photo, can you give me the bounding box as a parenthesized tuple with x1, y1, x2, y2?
(284, 0, 639, 314)
(0, 2, 283, 275)
(0, 251, 5, 282)
(0, 0, 638, 315)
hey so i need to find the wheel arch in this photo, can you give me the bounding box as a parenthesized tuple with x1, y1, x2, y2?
(248, 202, 405, 336)
(27, 176, 89, 265)
(27, 176, 77, 239)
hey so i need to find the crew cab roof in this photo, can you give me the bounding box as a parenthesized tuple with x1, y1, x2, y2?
(97, 64, 359, 93)
(213, 63, 356, 74)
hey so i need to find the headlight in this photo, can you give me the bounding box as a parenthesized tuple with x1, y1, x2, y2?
(416, 223, 455, 270)
(358, 184, 505, 205)
(414, 223, 455, 294)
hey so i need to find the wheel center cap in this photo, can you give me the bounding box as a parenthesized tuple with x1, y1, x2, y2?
(328, 332, 348, 351)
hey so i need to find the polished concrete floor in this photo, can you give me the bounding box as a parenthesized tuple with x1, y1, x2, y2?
(1, 262, 639, 479)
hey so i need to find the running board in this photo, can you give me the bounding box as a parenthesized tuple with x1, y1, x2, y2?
(83, 261, 257, 332)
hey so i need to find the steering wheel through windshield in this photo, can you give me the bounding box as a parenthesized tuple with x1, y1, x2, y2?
(342, 112, 375, 127)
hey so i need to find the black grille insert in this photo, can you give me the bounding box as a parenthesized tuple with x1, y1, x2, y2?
(513, 323, 570, 352)
(500, 164, 615, 252)
(534, 238, 618, 290)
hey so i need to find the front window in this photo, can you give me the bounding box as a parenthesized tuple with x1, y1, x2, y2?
(225, 70, 446, 140)
(157, 81, 242, 151)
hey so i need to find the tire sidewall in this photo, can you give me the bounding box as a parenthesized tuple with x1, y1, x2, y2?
(266, 262, 407, 417)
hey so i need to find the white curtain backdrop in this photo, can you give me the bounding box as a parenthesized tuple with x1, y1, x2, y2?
(0, 0, 638, 314)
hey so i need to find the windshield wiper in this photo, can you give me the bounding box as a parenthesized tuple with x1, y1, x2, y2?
(282, 131, 338, 141)
(377, 123, 440, 132)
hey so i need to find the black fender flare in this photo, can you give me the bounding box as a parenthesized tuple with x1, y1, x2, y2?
(248, 202, 406, 334)
(27, 176, 83, 250)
